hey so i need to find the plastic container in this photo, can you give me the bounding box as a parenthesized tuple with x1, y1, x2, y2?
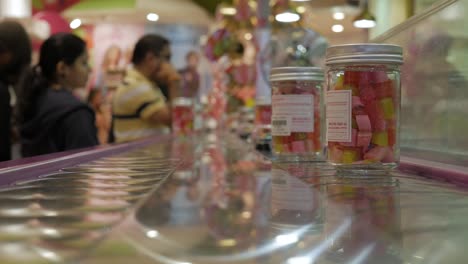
(325, 44, 403, 172)
(172, 97, 194, 136)
(270, 67, 324, 162)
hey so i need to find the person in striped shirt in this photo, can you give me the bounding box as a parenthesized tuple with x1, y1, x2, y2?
(112, 34, 178, 143)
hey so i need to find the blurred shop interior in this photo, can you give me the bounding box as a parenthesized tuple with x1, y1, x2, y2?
(1, 0, 467, 162)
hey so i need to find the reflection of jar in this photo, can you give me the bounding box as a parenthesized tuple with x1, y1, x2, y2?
(325, 44, 403, 171)
(270, 67, 324, 162)
(270, 168, 323, 232)
(325, 178, 401, 262)
(172, 97, 194, 136)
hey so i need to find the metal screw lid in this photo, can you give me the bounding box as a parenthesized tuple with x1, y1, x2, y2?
(325, 43, 403, 65)
(269, 67, 324, 82)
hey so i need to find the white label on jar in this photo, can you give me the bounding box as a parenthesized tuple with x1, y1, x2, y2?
(326, 90, 352, 142)
(272, 94, 314, 135)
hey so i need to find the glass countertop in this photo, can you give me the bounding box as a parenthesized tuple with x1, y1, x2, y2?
(76, 133, 468, 264)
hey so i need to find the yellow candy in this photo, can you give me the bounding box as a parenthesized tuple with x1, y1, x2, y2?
(335, 75, 344, 90)
(294, 132, 308, 140)
(273, 137, 284, 153)
(341, 185, 358, 200)
(344, 84, 359, 96)
(372, 132, 389, 146)
(380, 98, 395, 120)
(352, 118, 358, 129)
(342, 149, 360, 164)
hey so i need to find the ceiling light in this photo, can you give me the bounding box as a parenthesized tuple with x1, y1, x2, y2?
(353, 19, 376, 28)
(333, 12, 345, 20)
(353, 1, 376, 28)
(69, 18, 81, 29)
(146, 230, 159, 238)
(220, 6, 237, 16)
(297, 6, 306, 14)
(332, 24, 344, 33)
(275, 12, 300, 23)
(146, 13, 159, 22)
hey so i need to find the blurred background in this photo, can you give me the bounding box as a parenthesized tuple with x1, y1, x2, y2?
(3, 0, 468, 163)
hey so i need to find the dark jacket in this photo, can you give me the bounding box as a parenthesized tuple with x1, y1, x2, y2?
(0, 81, 11, 161)
(20, 89, 98, 157)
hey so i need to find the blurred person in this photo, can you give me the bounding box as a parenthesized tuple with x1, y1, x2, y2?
(88, 88, 111, 145)
(101, 44, 122, 71)
(178, 51, 200, 98)
(0, 21, 32, 162)
(16, 33, 98, 157)
(112, 34, 173, 143)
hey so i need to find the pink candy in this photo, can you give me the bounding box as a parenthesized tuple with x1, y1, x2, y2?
(292, 141, 306, 153)
(363, 146, 390, 162)
(355, 115, 371, 131)
(341, 129, 358, 147)
(357, 131, 372, 147)
(382, 148, 395, 163)
(365, 101, 387, 131)
(352, 96, 364, 108)
(370, 71, 389, 83)
(329, 146, 343, 162)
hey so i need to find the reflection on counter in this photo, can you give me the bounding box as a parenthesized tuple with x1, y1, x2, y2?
(103, 133, 468, 264)
(2, 132, 468, 263)
(0, 145, 178, 263)
(326, 177, 401, 263)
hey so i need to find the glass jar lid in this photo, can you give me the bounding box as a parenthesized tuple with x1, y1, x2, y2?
(173, 97, 193, 107)
(325, 43, 403, 65)
(269, 67, 324, 82)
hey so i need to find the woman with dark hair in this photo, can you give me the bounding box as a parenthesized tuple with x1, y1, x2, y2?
(16, 33, 98, 157)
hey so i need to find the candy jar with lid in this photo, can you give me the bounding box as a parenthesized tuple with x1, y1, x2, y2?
(325, 44, 403, 173)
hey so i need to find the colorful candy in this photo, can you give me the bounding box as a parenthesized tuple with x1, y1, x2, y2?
(327, 68, 399, 166)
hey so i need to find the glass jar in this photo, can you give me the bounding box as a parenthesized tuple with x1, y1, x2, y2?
(270, 67, 324, 162)
(172, 97, 194, 136)
(325, 44, 403, 171)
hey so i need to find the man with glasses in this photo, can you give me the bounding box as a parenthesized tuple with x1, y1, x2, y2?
(112, 34, 178, 142)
